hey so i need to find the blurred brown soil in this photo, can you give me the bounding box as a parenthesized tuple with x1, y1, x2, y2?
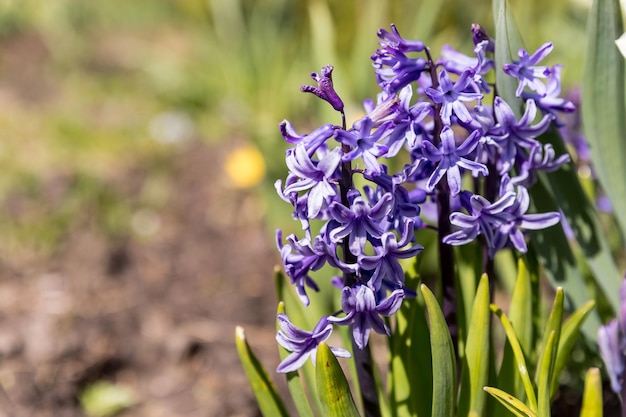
(0, 141, 280, 417)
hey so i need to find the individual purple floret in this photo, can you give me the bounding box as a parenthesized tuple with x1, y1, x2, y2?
(358, 219, 423, 289)
(328, 284, 404, 349)
(334, 117, 392, 176)
(522, 65, 575, 119)
(283, 144, 341, 218)
(493, 97, 552, 173)
(328, 192, 393, 256)
(421, 126, 488, 195)
(301, 65, 345, 112)
(503, 42, 553, 97)
(276, 314, 351, 373)
(425, 68, 483, 125)
(598, 275, 626, 394)
(490, 182, 561, 256)
(372, 25, 427, 94)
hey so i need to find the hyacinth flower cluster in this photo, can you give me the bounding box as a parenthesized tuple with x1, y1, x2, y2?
(274, 24, 572, 373)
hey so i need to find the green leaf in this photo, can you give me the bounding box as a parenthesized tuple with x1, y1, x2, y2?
(536, 331, 556, 417)
(551, 300, 596, 397)
(315, 342, 361, 417)
(527, 175, 605, 338)
(493, 0, 525, 116)
(389, 276, 432, 417)
(491, 305, 538, 412)
(580, 368, 603, 417)
(484, 387, 538, 417)
(583, 0, 626, 238)
(496, 258, 534, 407)
(421, 284, 456, 417)
(532, 130, 622, 322)
(235, 326, 290, 417)
(276, 303, 315, 417)
(458, 274, 491, 417)
(535, 288, 563, 388)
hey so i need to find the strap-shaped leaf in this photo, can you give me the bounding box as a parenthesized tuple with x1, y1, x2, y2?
(493, 0, 524, 116)
(421, 284, 456, 417)
(276, 303, 315, 417)
(235, 326, 290, 417)
(536, 331, 556, 417)
(551, 300, 596, 397)
(496, 258, 534, 407)
(583, 0, 626, 238)
(580, 368, 603, 417)
(458, 274, 491, 417)
(533, 129, 622, 318)
(389, 277, 432, 417)
(491, 305, 538, 412)
(535, 288, 563, 388)
(483, 387, 538, 417)
(316, 342, 361, 417)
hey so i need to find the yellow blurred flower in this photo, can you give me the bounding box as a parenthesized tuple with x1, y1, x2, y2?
(224, 145, 266, 188)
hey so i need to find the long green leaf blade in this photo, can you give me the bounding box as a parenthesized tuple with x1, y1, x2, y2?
(493, 0, 524, 116)
(483, 387, 538, 417)
(491, 305, 538, 412)
(583, 0, 626, 238)
(235, 326, 290, 417)
(535, 288, 564, 388)
(458, 274, 491, 417)
(422, 284, 456, 417)
(551, 300, 596, 397)
(316, 342, 361, 417)
(536, 331, 556, 417)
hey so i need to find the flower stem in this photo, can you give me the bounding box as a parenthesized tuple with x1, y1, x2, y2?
(338, 111, 381, 417)
(426, 48, 459, 360)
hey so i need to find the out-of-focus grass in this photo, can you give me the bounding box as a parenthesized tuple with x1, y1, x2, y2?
(0, 0, 590, 255)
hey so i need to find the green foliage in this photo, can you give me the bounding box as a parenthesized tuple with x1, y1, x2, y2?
(235, 326, 290, 417)
(583, 0, 626, 238)
(316, 342, 361, 417)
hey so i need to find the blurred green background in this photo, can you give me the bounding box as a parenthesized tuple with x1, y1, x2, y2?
(0, 0, 590, 257)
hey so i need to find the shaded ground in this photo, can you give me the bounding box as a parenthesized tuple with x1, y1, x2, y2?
(0, 140, 280, 417)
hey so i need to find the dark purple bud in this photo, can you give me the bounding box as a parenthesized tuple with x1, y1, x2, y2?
(301, 65, 345, 112)
(471, 23, 495, 53)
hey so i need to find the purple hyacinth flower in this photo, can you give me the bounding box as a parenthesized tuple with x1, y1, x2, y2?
(598, 275, 626, 394)
(490, 185, 561, 256)
(359, 219, 423, 289)
(376, 24, 425, 53)
(283, 144, 341, 218)
(328, 284, 404, 349)
(328, 192, 393, 256)
(425, 68, 483, 125)
(471, 23, 495, 52)
(503, 42, 553, 97)
(279, 121, 336, 155)
(335, 117, 391, 176)
(372, 25, 427, 94)
(276, 314, 351, 373)
(522, 65, 575, 119)
(276, 230, 324, 306)
(301, 65, 344, 112)
(510, 143, 570, 186)
(493, 97, 552, 174)
(421, 126, 488, 195)
(444, 190, 517, 251)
